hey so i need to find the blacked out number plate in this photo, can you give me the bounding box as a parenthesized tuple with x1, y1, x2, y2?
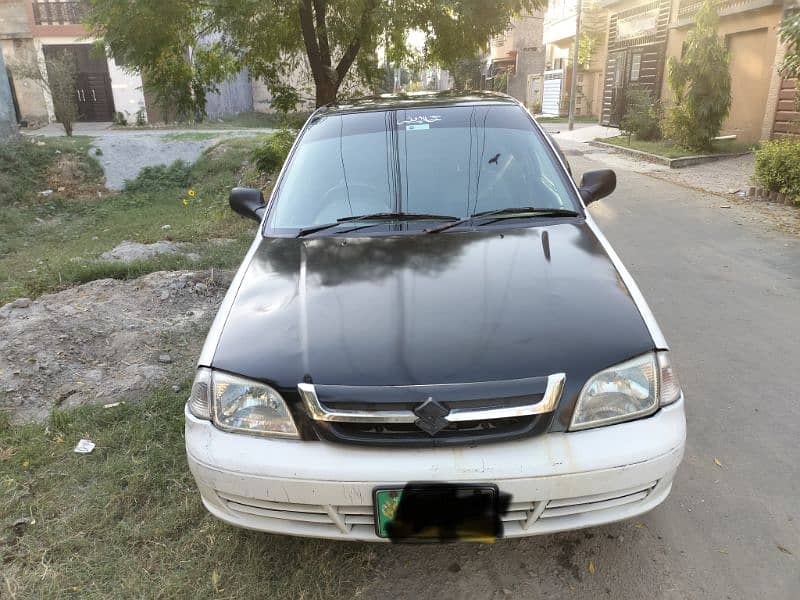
(374, 483, 507, 543)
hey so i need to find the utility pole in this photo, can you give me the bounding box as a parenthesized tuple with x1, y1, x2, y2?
(0, 50, 18, 140)
(567, 0, 583, 131)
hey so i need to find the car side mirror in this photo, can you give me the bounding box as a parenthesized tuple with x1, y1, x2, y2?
(229, 187, 266, 222)
(579, 170, 616, 205)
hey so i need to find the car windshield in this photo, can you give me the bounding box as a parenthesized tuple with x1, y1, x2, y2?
(267, 104, 578, 232)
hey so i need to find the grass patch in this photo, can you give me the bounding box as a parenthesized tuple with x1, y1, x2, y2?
(598, 135, 758, 159)
(0, 137, 102, 205)
(123, 160, 193, 193)
(535, 115, 598, 124)
(115, 111, 312, 131)
(0, 390, 378, 598)
(0, 136, 271, 304)
(219, 110, 311, 129)
(161, 132, 221, 143)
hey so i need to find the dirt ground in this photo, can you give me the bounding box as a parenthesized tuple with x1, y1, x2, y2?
(0, 270, 232, 422)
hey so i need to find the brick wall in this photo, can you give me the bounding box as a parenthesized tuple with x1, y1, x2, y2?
(772, 77, 800, 139)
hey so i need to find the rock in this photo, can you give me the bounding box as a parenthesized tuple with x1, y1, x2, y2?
(11, 518, 29, 537)
(161, 225, 172, 230)
(158, 353, 173, 364)
(99, 240, 182, 263)
(9, 298, 32, 309)
(172, 385, 181, 393)
(194, 282, 208, 294)
(159, 290, 170, 301)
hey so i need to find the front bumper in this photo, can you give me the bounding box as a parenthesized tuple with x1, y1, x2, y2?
(186, 399, 686, 541)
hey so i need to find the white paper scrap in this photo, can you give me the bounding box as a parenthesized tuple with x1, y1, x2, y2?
(74, 439, 96, 454)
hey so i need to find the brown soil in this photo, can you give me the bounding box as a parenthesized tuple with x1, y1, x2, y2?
(0, 270, 233, 423)
(45, 154, 105, 198)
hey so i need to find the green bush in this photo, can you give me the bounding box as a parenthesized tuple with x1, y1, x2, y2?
(754, 139, 800, 204)
(620, 85, 662, 141)
(123, 160, 192, 192)
(252, 128, 297, 174)
(663, 0, 731, 151)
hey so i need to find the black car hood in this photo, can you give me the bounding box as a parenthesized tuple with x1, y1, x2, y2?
(209, 223, 655, 427)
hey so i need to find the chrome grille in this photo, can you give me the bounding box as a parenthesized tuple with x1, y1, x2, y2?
(296, 374, 566, 446)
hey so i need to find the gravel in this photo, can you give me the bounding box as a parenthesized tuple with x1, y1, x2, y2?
(0, 270, 233, 423)
(89, 129, 272, 190)
(92, 133, 219, 190)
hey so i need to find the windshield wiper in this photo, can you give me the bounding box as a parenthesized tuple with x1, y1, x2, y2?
(472, 207, 580, 219)
(426, 207, 580, 234)
(297, 212, 459, 237)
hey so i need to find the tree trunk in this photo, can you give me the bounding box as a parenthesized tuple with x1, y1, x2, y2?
(315, 80, 339, 107)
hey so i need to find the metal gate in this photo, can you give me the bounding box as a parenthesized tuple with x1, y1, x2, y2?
(542, 70, 563, 116)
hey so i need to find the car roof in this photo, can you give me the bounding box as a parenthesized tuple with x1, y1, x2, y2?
(316, 91, 521, 116)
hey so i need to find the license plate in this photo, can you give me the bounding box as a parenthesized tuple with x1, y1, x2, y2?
(374, 484, 502, 542)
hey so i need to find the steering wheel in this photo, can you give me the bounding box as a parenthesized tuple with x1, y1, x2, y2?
(313, 181, 384, 224)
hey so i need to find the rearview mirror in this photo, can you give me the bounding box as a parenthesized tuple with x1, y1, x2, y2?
(579, 170, 616, 205)
(229, 187, 266, 222)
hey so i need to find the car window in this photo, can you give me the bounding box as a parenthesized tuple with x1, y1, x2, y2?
(268, 105, 577, 230)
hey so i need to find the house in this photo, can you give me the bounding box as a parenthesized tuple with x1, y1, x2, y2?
(596, 0, 672, 126)
(592, 0, 797, 142)
(543, 0, 609, 118)
(0, 0, 49, 124)
(663, 0, 798, 142)
(485, 11, 547, 110)
(0, 1, 258, 126)
(0, 0, 147, 124)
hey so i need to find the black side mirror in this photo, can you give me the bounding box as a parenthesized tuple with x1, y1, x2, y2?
(579, 170, 616, 205)
(229, 187, 266, 222)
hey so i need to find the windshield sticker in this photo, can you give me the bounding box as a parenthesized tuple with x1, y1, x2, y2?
(406, 124, 430, 131)
(399, 115, 442, 127)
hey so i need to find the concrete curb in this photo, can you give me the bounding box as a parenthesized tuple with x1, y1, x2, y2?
(588, 140, 752, 169)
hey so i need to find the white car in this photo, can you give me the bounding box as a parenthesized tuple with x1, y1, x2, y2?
(186, 92, 686, 542)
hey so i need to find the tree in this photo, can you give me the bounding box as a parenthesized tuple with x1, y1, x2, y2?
(577, 32, 599, 69)
(663, 0, 731, 151)
(86, 0, 543, 112)
(447, 56, 484, 92)
(10, 50, 79, 136)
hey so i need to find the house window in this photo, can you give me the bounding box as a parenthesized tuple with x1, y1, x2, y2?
(613, 54, 625, 86)
(629, 53, 642, 82)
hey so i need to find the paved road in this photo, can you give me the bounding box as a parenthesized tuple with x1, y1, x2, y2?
(357, 144, 800, 599)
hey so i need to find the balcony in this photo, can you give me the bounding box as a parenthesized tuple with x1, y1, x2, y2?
(676, 0, 781, 24)
(32, 1, 87, 26)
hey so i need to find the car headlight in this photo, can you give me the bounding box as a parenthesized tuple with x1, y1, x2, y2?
(570, 351, 681, 431)
(187, 368, 299, 438)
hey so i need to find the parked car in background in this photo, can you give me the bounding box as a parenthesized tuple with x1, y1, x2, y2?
(185, 92, 686, 542)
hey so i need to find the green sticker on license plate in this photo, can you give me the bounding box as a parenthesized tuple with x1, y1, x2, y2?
(373, 485, 503, 541)
(375, 489, 403, 538)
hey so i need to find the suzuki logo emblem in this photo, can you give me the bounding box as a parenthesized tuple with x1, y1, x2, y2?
(413, 397, 450, 436)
